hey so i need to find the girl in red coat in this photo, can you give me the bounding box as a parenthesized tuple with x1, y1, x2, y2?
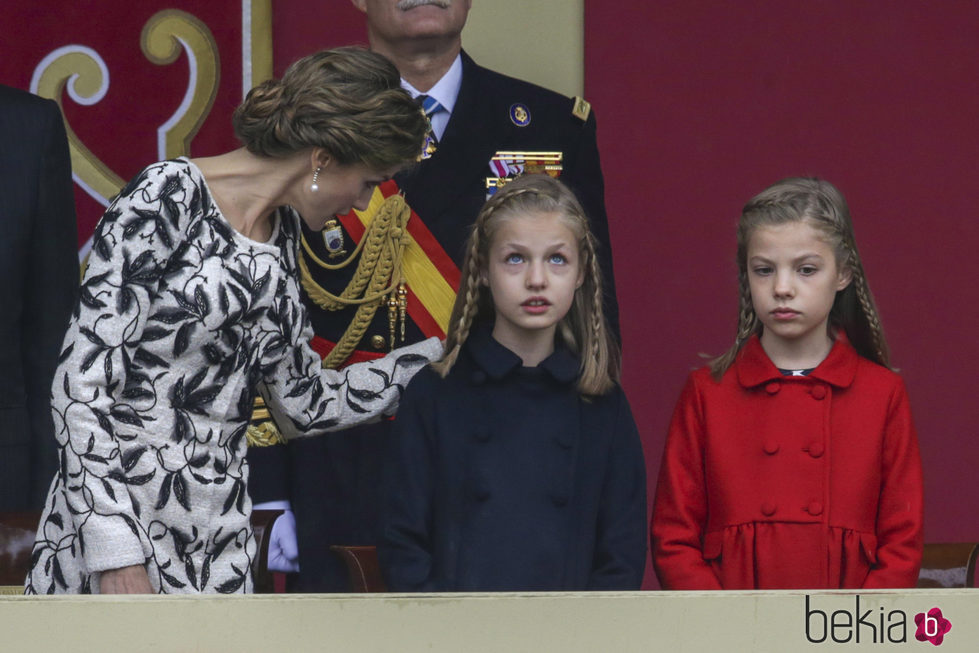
(651, 177, 923, 590)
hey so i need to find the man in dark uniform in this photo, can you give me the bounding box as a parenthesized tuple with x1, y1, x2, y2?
(248, 0, 618, 590)
(0, 85, 79, 511)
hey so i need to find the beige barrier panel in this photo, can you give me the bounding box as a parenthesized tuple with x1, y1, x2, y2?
(465, 0, 583, 98)
(2, 590, 977, 652)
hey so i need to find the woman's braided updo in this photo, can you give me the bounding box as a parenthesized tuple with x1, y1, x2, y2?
(233, 46, 428, 169)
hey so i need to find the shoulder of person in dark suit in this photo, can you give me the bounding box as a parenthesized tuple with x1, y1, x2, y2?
(0, 84, 79, 510)
(0, 84, 68, 136)
(456, 50, 598, 144)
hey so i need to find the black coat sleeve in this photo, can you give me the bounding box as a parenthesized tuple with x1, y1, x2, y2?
(377, 369, 439, 591)
(588, 389, 647, 589)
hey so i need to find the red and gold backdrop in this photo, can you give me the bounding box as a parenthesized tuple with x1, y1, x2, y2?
(0, 1, 276, 256)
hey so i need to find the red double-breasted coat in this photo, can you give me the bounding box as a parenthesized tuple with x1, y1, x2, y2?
(651, 335, 923, 590)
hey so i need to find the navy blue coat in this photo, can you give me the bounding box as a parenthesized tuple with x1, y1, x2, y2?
(378, 329, 646, 591)
(247, 51, 617, 591)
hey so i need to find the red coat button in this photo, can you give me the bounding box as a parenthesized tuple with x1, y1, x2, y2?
(808, 442, 824, 458)
(810, 385, 827, 400)
(765, 382, 780, 395)
(807, 501, 824, 515)
(763, 440, 780, 455)
(761, 502, 777, 516)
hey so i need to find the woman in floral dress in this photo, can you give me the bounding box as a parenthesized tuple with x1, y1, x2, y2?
(26, 48, 440, 594)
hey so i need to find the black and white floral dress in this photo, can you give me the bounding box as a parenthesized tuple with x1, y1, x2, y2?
(25, 159, 440, 594)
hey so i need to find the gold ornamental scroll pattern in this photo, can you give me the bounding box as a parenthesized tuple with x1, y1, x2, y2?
(32, 48, 126, 205)
(31, 9, 222, 207)
(141, 9, 220, 159)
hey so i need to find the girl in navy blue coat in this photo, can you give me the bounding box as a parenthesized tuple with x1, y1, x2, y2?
(379, 174, 646, 591)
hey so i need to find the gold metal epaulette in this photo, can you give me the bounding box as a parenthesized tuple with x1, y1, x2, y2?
(572, 96, 591, 122)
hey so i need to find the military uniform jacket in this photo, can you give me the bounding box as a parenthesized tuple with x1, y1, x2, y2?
(379, 328, 647, 591)
(651, 335, 924, 590)
(300, 50, 617, 352)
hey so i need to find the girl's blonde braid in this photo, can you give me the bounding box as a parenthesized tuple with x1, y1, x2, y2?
(454, 242, 483, 347)
(854, 276, 885, 359)
(581, 237, 617, 395)
(734, 271, 759, 345)
(842, 240, 889, 366)
(586, 239, 606, 367)
(710, 273, 759, 379)
(437, 233, 484, 373)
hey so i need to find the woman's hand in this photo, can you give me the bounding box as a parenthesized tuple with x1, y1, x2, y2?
(99, 564, 154, 594)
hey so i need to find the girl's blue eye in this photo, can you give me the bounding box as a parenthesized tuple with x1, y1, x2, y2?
(548, 253, 568, 265)
(752, 266, 773, 276)
(504, 253, 524, 264)
(799, 265, 818, 275)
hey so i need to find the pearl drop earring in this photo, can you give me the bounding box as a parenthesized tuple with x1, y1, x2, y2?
(311, 166, 321, 192)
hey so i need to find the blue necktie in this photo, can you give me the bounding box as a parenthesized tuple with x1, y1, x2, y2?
(419, 94, 444, 118)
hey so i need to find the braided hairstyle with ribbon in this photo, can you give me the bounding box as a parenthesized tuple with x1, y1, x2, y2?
(710, 176, 890, 379)
(432, 174, 620, 396)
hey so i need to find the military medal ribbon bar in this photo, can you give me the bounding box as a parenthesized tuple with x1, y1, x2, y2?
(486, 150, 563, 197)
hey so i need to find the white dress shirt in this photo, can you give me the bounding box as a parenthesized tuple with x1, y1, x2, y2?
(401, 54, 463, 142)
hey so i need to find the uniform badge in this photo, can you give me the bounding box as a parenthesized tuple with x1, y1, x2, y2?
(509, 103, 531, 127)
(421, 133, 438, 160)
(571, 96, 592, 122)
(485, 151, 562, 198)
(322, 219, 347, 258)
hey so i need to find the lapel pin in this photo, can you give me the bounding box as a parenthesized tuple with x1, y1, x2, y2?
(509, 103, 531, 127)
